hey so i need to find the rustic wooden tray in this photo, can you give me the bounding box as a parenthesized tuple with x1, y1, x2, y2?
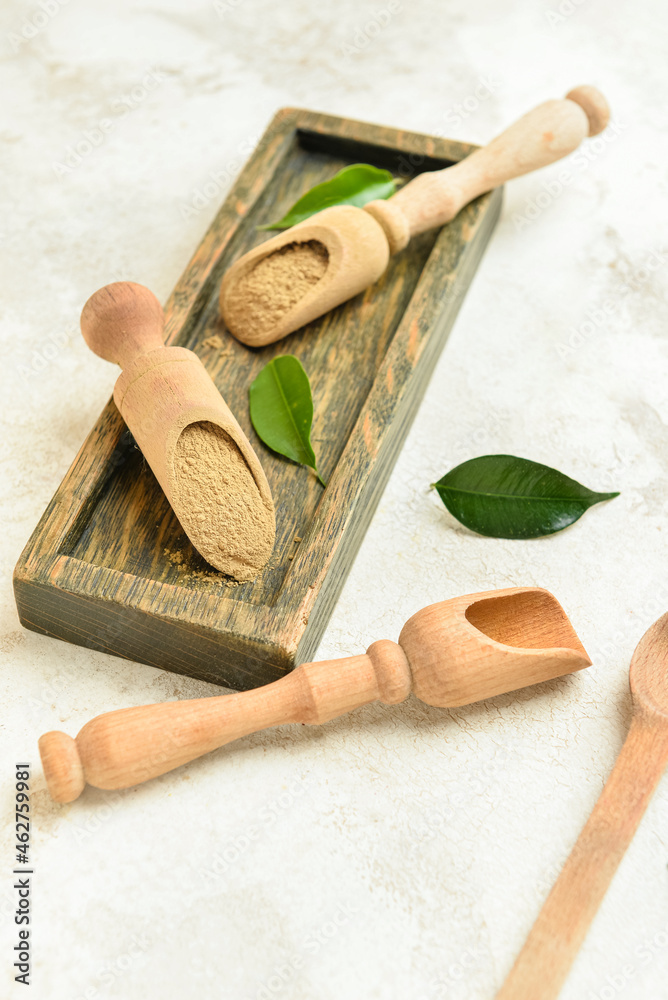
(14, 107, 502, 691)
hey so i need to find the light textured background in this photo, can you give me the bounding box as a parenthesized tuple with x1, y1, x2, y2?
(2, 1, 668, 998)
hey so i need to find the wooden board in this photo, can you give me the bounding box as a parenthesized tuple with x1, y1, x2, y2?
(14, 107, 502, 691)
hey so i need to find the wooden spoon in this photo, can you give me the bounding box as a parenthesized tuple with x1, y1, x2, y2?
(220, 85, 609, 346)
(38, 587, 590, 803)
(496, 612, 668, 1000)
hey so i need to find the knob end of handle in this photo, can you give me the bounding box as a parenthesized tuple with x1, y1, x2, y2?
(39, 731, 85, 803)
(81, 281, 165, 369)
(566, 85, 610, 136)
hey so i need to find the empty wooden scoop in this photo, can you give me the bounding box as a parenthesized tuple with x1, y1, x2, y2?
(220, 85, 609, 346)
(39, 587, 589, 802)
(81, 282, 275, 580)
(496, 612, 668, 1000)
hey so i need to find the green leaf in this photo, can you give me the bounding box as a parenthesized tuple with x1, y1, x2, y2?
(259, 163, 396, 230)
(249, 355, 325, 486)
(432, 455, 619, 538)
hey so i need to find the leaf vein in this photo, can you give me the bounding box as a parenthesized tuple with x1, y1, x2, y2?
(269, 362, 311, 465)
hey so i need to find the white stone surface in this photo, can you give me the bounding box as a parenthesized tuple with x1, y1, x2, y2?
(2, 1, 668, 998)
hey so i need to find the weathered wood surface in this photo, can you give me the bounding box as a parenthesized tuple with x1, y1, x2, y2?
(14, 107, 502, 690)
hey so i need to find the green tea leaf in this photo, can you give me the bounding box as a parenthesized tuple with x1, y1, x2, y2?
(259, 163, 396, 230)
(433, 455, 619, 538)
(249, 355, 325, 485)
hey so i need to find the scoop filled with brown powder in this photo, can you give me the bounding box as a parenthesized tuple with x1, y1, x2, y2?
(173, 421, 275, 582)
(219, 205, 392, 347)
(222, 239, 328, 344)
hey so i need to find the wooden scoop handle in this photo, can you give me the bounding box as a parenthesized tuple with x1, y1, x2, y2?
(81, 281, 166, 369)
(39, 641, 411, 803)
(38, 587, 589, 803)
(366, 85, 609, 250)
(496, 709, 668, 1000)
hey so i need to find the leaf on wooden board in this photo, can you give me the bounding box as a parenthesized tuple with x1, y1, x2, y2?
(432, 455, 619, 538)
(249, 355, 325, 486)
(259, 163, 396, 230)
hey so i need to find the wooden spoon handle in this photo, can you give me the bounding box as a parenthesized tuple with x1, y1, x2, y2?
(496, 710, 668, 1000)
(38, 641, 411, 803)
(381, 86, 609, 242)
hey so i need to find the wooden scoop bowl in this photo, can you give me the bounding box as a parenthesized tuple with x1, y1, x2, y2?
(81, 281, 275, 580)
(38, 587, 590, 802)
(497, 612, 668, 1000)
(220, 85, 609, 346)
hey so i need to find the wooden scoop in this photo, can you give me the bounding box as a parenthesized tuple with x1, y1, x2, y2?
(220, 85, 609, 346)
(496, 612, 668, 1000)
(38, 587, 589, 802)
(81, 282, 275, 580)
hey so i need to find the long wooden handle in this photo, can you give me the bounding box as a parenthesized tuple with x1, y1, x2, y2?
(368, 86, 609, 249)
(38, 588, 590, 803)
(38, 640, 411, 802)
(496, 710, 668, 1000)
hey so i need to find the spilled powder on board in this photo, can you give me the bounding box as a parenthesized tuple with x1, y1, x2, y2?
(163, 547, 242, 587)
(201, 334, 227, 350)
(173, 421, 274, 582)
(223, 240, 328, 339)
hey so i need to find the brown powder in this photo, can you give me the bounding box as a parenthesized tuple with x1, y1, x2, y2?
(163, 547, 242, 587)
(173, 421, 274, 582)
(202, 334, 225, 350)
(223, 240, 328, 338)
